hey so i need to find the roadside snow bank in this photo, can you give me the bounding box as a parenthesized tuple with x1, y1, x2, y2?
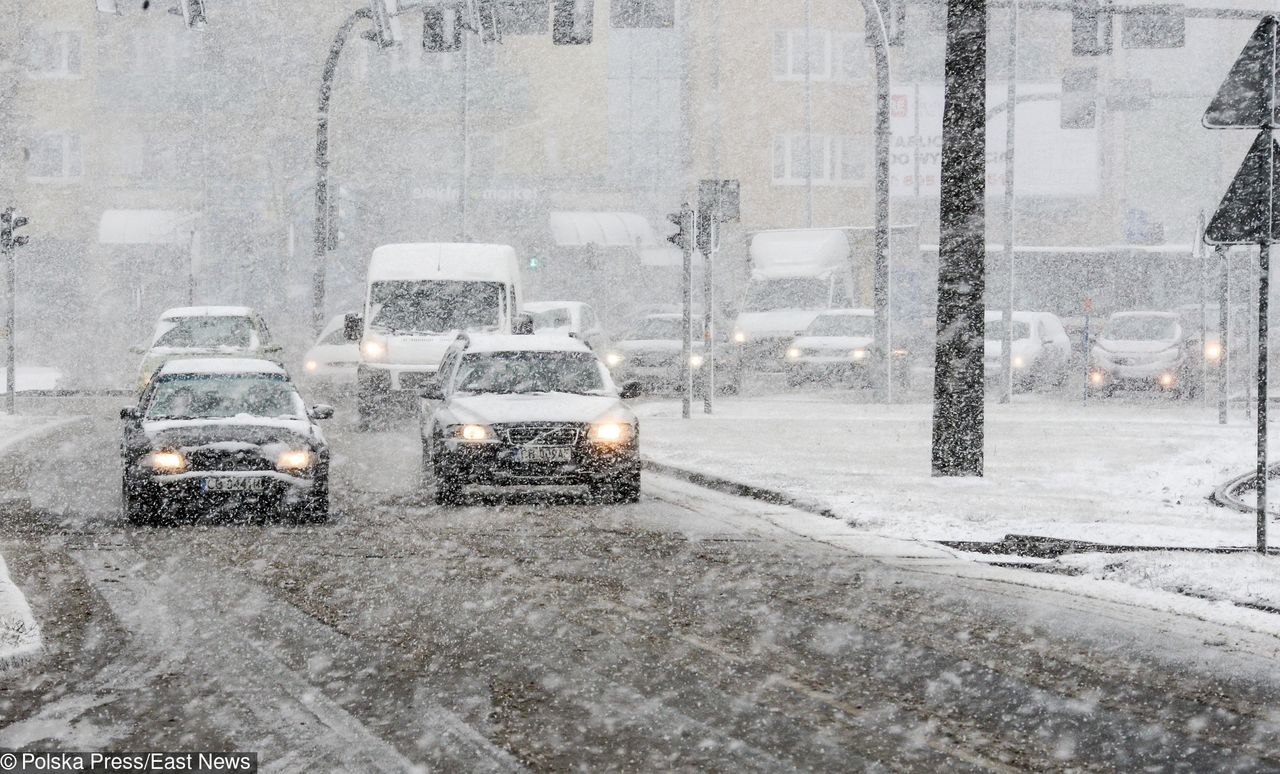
(0, 553, 41, 668)
(1055, 552, 1280, 612)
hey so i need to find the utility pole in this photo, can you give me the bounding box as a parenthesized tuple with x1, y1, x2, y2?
(666, 205, 695, 419)
(2, 208, 30, 415)
(1000, 0, 1018, 405)
(931, 0, 988, 477)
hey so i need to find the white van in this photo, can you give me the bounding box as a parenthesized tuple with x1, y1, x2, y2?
(345, 243, 524, 425)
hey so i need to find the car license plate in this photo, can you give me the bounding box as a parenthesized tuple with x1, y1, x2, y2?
(519, 446, 572, 464)
(202, 477, 264, 493)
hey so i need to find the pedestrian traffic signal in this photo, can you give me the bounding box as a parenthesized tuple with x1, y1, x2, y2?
(666, 207, 691, 251)
(423, 5, 463, 52)
(1071, 0, 1111, 56)
(1, 208, 29, 252)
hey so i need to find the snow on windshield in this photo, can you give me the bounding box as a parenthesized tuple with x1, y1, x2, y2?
(808, 314, 873, 337)
(145, 374, 304, 420)
(1103, 316, 1178, 341)
(153, 316, 254, 349)
(454, 351, 607, 395)
(370, 281, 501, 334)
(984, 320, 1031, 342)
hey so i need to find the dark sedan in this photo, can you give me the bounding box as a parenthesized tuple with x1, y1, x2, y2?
(120, 358, 333, 525)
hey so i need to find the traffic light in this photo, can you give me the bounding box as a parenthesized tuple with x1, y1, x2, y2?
(695, 209, 714, 254)
(1060, 66, 1098, 129)
(462, 0, 502, 44)
(666, 207, 691, 251)
(527, 255, 541, 270)
(1, 208, 30, 252)
(553, 0, 593, 45)
(1071, 0, 1112, 56)
(366, 0, 403, 48)
(179, 0, 206, 30)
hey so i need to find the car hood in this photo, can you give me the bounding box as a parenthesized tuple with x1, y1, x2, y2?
(793, 335, 874, 351)
(448, 393, 633, 425)
(376, 332, 458, 367)
(1095, 338, 1179, 355)
(736, 310, 824, 338)
(142, 416, 321, 450)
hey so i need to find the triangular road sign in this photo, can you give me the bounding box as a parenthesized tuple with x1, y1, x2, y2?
(1203, 16, 1279, 129)
(1205, 130, 1279, 244)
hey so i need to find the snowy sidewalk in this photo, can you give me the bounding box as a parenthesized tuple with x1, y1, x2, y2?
(0, 413, 73, 667)
(637, 393, 1280, 612)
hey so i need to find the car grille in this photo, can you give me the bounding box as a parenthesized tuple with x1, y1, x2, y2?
(184, 448, 274, 472)
(497, 423, 580, 446)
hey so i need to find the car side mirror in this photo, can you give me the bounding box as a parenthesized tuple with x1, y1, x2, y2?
(418, 381, 445, 401)
(120, 406, 140, 420)
(1041, 337, 1054, 346)
(308, 404, 335, 420)
(129, 345, 147, 355)
(620, 381, 643, 400)
(264, 344, 283, 354)
(343, 313, 363, 342)
(513, 312, 535, 335)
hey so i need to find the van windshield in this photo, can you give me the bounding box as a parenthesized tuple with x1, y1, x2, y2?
(744, 278, 830, 312)
(370, 281, 502, 334)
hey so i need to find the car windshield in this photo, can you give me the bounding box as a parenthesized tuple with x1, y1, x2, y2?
(1103, 315, 1178, 341)
(529, 308, 572, 330)
(153, 316, 254, 349)
(807, 314, 873, 337)
(744, 278, 829, 312)
(370, 280, 502, 334)
(144, 374, 303, 420)
(985, 320, 1032, 342)
(626, 318, 684, 340)
(454, 351, 608, 395)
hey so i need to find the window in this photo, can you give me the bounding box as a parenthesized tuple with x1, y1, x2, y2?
(26, 131, 83, 182)
(772, 133, 868, 186)
(773, 30, 866, 82)
(27, 30, 82, 78)
(612, 0, 675, 29)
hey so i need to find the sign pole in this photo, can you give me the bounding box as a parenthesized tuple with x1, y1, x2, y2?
(681, 206, 694, 420)
(1258, 239, 1270, 552)
(1219, 244, 1230, 425)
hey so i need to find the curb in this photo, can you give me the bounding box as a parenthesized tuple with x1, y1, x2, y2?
(641, 457, 840, 519)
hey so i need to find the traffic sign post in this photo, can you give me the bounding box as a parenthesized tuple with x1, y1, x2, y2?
(1202, 14, 1278, 553)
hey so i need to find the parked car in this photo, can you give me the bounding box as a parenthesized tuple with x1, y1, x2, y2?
(606, 313, 741, 396)
(119, 358, 333, 525)
(302, 312, 360, 397)
(132, 306, 283, 393)
(418, 333, 641, 505)
(784, 308, 913, 389)
(524, 301, 610, 352)
(1089, 311, 1203, 397)
(983, 310, 1072, 391)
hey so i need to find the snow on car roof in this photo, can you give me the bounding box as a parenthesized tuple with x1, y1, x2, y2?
(160, 305, 255, 319)
(158, 358, 287, 376)
(463, 334, 593, 354)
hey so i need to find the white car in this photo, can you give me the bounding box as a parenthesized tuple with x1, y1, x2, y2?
(524, 301, 609, 353)
(983, 310, 1072, 391)
(132, 306, 283, 393)
(1089, 311, 1201, 397)
(606, 313, 741, 395)
(301, 313, 360, 396)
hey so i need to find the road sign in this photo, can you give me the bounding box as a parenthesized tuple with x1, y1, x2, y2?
(1204, 130, 1278, 244)
(1202, 16, 1279, 129)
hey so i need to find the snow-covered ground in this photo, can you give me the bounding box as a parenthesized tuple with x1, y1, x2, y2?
(637, 392, 1280, 611)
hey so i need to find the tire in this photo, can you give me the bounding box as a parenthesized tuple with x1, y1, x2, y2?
(293, 475, 330, 524)
(122, 476, 157, 527)
(591, 468, 641, 504)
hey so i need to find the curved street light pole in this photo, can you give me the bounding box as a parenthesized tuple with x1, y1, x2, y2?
(313, 7, 373, 336)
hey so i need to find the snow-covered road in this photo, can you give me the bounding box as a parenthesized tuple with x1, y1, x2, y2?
(3, 408, 1280, 770)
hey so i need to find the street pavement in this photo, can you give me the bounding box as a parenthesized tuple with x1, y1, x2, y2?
(2, 408, 1280, 771)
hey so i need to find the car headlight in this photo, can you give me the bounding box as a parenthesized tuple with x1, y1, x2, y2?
(1012, 355, 1025, 369)
(276, 449, 313, 470)
(1159, 372, 1176, 387)
(786, 347, 802, 361)
(733, 330, 747, 344)
(1205, 341, 1222, 361)
(451, 424, 494, 442)
(362, 340, 385, 360)
(850, 349, 867, 361)
(588, 422, 633, 443)
(146, 450, 185, 472)
(689, 353, 705, 368)
(605, 352, 624, 367)
(305, 359, 319, 372)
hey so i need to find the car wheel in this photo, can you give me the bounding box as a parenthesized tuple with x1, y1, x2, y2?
(591, 468, 641, 504)
(122, 476, 157, 527)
